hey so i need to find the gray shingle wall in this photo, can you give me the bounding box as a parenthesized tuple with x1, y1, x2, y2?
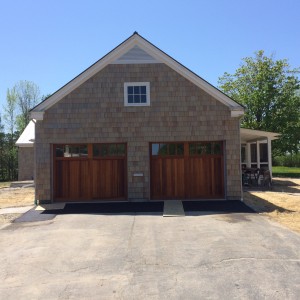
(35, 63, 242, 202)
(18, 147, 34, 181)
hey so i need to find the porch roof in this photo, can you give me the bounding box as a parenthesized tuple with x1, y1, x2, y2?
(240, 128, 280, 143)
(15, 120, 35, 147)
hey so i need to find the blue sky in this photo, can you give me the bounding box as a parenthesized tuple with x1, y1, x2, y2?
(0, 0, 299, 114)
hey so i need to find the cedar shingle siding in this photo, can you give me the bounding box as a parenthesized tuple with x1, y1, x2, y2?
(18, 147, 34, 181)
(35, 63, 242, 202)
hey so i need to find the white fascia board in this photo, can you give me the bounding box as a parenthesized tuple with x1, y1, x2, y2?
(30, 111, 44, 120)
(231, 110, 245, 117)
(240, 128, 280, 141)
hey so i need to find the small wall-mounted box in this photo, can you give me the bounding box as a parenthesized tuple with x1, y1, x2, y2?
(133, 173, 144, 177)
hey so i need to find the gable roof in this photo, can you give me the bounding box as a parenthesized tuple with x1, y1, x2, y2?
(31, 32, 244, 120)
(16, 120, 35, 147)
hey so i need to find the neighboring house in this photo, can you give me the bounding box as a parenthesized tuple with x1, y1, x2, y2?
(28, 32, 276, 204)
(15, 119, 35, 181)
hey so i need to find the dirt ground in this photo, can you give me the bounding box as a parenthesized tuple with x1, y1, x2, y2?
(0, 186, 34, 225)
(0, 187, 35, 209)
(243, 177, 300, 233)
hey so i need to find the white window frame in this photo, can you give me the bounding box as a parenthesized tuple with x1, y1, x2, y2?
(124, 82, 150, 106)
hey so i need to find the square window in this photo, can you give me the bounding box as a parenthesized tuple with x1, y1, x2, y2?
(124, 82, 150, 106)
(101, 145, 108, 157)
(117, 144, 126, 155)
(152, 144, 159, 155)
(128, 86, 133, 94)
(159, 144, 168, 155)
(189, 144, 196, 155)
(169, 144, 176, 155)
(134, 95, 140, 103)
(177, 144, 184, 155)
(128, 95, 134, 103)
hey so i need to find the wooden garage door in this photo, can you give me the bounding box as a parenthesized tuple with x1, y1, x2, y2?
(53, 143, 126, 201)
(150, 142, 224, 200)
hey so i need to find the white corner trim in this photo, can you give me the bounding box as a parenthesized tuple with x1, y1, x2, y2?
(231, 110, 245, 118)
(30, 111, 44, 120)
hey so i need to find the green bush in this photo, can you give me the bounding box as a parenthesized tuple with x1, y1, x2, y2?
(273, 153, 300, 167)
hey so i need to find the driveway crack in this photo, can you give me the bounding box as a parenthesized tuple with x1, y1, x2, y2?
(127, 215, 136, 251)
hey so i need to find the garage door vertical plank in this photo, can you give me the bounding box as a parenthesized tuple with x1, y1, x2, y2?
(69, 160, 80, 199)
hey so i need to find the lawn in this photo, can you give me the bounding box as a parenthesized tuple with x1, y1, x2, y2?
(272, 166, 300, 178)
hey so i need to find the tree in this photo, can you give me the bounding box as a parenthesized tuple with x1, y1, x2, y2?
(14, 80, 40, 132)
(41, 94, 52, 101)
(1, 81, 40, 181)
(218, 50, 300, 155)
(4, 87, 17, 135)
(0, 112, 6, 180)
(3, 89, 19, 180)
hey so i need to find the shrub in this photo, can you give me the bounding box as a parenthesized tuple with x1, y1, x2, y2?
(273, 153, 300, 167)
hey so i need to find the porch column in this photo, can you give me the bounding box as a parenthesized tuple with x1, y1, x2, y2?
(267, 137, 272, 178)
(256, 141, 260, 169)
(246, 143, 251, 168)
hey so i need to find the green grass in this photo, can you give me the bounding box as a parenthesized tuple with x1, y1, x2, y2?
(0, 182, 11, 188)
(272, 166, 300, 178)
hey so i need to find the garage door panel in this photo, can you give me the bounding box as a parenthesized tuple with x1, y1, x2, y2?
(150, 158, 163, 199)
(54, 160, 69, 198)
(54, 144, 126, 201)
(174, 158, 185, 198)
(91, 160, 100, 198)
(115, 160, 125, 197)
(212, 157, 223, 196)
(187, 157, 205, 197)
(79, 161, 90, 198)
(91, 159, 125, 200)
(151, 157, 185, 199)
(69, 161, 80, 199)
(150, 142, 224, 200)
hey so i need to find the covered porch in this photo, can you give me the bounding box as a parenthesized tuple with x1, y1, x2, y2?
(240, 128, 280, 185)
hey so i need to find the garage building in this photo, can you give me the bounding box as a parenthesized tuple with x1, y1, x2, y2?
(30, 32, 245, 203)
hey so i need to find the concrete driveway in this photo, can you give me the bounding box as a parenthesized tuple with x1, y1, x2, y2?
(0, 210, 299, 299)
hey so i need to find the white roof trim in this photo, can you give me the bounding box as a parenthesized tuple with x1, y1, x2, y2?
(31, 111, 44, 120)
(16, 120, 36, 147)
(241, 128, 280, 143)
(231, 110, 245, 118)
(31, 33, 244, 118)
